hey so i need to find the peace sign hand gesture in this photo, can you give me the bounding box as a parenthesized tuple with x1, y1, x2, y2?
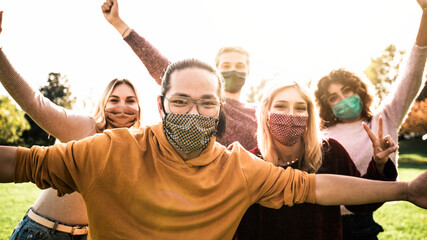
(363, 116, 398, 173)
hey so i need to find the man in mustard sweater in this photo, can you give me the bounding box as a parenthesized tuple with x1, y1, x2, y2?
(1, 59, 427, 239)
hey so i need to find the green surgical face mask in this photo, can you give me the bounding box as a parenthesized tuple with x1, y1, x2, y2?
(331, 94, 363, 120)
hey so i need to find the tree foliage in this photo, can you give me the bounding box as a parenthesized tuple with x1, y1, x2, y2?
(246, 76, 276, 104)
(399, 99, 427, 136)
(364, 44, 405, 102)
(40, 73, 76, 109)
(21, 73, 76, 146)
(0, 95, 30, 145)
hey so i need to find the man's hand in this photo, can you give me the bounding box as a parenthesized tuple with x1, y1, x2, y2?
(101, 0, 129, 37)
(408, 169, 427, 208)
(101, 0, 120, 26)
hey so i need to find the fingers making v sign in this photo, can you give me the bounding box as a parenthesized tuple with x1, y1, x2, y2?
(362, 116, 399, 173)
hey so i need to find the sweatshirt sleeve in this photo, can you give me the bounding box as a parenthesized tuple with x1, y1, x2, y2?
(123, 30, 171, 85)
(238, 148, 316, 208)
(344, 158, 398, 213)
(325, 139, 397, 213)
(14, 132, 112, 196)
(380, 44, 427, 128)
(0, 49, 97, 142)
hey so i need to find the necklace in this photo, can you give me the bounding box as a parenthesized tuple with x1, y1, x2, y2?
(279, 157, 299, 167)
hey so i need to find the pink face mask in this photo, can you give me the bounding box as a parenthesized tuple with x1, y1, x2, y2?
(105, 105, 138, 129)
(268, 113, 308, 146)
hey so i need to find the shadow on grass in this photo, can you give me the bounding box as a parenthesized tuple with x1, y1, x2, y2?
(398, 161, 427, 169)
(398, 138, 427, 167)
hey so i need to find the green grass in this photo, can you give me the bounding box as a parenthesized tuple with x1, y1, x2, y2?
(398, 139, 427, 163)
(375, 164, 427, 240)
(0, 183, 41, 239)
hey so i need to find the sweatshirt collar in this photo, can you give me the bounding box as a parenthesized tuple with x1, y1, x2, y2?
(149, 123, 226, 167)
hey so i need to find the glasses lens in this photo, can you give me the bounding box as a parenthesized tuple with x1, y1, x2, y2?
(168, 96, 190, 114)
(197, 99, 220, 117)
(167, 96, 220, 117)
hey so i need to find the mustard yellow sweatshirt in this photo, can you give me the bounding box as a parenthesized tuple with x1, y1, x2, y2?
(15, 123, 315, 239)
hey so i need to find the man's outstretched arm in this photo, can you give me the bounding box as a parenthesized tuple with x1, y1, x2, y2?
(315, 169, 427, 209)
(0, 146, 17, 182)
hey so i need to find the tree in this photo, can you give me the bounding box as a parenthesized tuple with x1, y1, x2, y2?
(40, 72, 76, 109)
(0, 95, 30, 145)
(399, 99, 427, 137)
(21, 72, 76, 146)
(364, 44, 427, 138)
(416, 81, 427, 101)
(364, 44, 405, 102)
(246, 75, 277, 104)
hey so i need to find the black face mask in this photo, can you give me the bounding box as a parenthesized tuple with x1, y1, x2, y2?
(221, 71, 247, 93)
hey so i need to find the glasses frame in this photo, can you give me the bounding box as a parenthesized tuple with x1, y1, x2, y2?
(162, 95, 221, 117)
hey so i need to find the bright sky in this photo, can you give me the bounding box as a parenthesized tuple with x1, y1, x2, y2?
(0, 0, 423, 125)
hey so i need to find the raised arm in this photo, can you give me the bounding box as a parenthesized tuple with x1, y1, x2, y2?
(383, 2, 427, 127)
(417, 0, 427, 46)
(0, 13, 96, 142)
(102, 0, 170, 85)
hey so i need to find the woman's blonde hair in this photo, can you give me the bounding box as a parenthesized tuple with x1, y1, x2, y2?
(257, 80, 323, 173)
(92, 78, 142, 132)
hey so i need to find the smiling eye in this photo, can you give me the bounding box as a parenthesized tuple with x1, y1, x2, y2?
(274, 103, 287, 109)
(235, 63, 246, 71)
(220, 63, 231, 70)
(342, 87, 352, 94)
(296, 106, 307, 111)
(200, 99, 219, 108)
(170, 98, 188, 106)
(327, 96, 337, 103)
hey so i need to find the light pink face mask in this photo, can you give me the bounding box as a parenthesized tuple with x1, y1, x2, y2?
(105, 105, 138, 129)
(268, 113, 308, 146)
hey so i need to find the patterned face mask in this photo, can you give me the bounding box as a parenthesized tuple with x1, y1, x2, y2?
(331, 94, 363, 120)
(268, 113, 308, 146)
(221, 71, 247, 93)
(105, 105, 138, 128)
(163, 112, 219, 154)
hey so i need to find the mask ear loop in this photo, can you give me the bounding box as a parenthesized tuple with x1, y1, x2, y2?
(267, 111, 271, 128)
(160, 96, 168, 117)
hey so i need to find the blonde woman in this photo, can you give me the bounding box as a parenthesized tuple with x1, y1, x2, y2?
(0, 14, 141, 240)
(235, 81, 397, 240)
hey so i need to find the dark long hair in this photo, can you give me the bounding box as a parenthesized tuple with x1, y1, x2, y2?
(314, 69, 373, 127)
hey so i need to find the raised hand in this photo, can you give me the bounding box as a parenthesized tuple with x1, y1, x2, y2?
(101, 0, 120, 26)
(101, 0, 129, 38)
(418, 0, 427, 10)
(362, 116, 398, 173)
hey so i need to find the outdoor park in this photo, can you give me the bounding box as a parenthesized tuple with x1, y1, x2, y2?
(1, 0, 427, 239)
(0, 45, 426, 239)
